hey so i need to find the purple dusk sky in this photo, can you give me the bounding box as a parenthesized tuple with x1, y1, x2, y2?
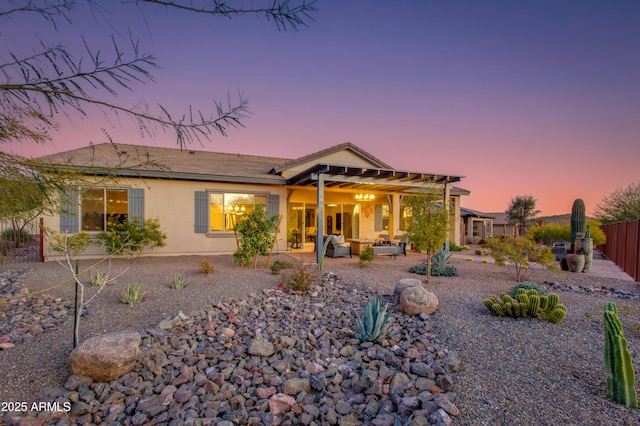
(4, 0, 639, 216)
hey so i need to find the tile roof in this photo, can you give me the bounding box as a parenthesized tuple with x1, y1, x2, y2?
(38, 143, 289, 183)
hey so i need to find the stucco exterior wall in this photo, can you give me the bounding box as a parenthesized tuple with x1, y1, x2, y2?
(43, 177, 288, 260)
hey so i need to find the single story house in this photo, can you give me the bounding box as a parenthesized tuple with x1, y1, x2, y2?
(39, 142, 468, 263)
(460, 207, 495, 244)
(488, 212, 520, 237)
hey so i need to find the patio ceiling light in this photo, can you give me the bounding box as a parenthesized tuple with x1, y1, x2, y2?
(355, 194, 375, 200)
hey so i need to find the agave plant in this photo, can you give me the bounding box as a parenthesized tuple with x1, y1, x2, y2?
(120, 283, 146, 305)
(432, 246, 452, 268)
(170, 274, 188, 289)
(353, 295, 393, 343)
(89, 270, 109, 287)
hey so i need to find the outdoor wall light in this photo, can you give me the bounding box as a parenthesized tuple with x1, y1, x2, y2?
(355, 194, 375, 200)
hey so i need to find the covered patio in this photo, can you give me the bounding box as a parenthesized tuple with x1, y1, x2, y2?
(280, 162, 464, 264)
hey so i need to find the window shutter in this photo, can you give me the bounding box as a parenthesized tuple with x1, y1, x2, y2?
(266, 194, 279, 217)
(59, 189, 79, 233)
(194, 191, 208, 233)
(266, 194, 280, 231)
(374, 204, 383, 231)
(128, 188, 145, 223)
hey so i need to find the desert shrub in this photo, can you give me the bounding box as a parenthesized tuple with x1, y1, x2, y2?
(449, 241, 463, 252)
(270, 259, 293, 274)
(97, 218, 166, 256)
(510, 281, 548, 297)
(201, 259, 214, 274)
(352, 295, 393, 343)
(462, 245, 470, 250)
(359, 246, 374, 268)
(409, 261, 459, 277)
(409, 254, 459, 277)
(120, 283, 146, 305)
(170, 274, 188, 289)
(282, 265, 316, 292)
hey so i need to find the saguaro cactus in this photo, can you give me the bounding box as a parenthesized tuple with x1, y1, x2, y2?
(604, 302, 638, 408)
(570, 199, 586, 248)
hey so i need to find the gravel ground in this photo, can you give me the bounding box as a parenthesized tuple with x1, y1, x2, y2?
(1, 250, 640, 425)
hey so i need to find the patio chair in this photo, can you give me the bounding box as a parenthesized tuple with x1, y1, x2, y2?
(324, 234, 352, 258)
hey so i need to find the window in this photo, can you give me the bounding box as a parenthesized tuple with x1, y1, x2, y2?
(375, 204, 389, 232)
(195, 191, 278, 233)
(81, 188, 128, 231)
(209, 193, 267, 232)
(59, 188, 144, 233)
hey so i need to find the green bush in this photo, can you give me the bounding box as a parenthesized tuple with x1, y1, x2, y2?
(409, 261, 459, 277)
(270, 259, 293, 274)
(449, 241, 463, 252)
(359, 246, 374, 268)
(97, 218, 166, 256)
(409, 246, 459, 277)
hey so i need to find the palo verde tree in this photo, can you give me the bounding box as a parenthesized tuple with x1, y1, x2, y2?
(403, 190, 450, 285)
(506, 195, 540, 236)
(1, 0, 317, 221)
(594, 181, 640, 224)
(0, 0, 317, 148)
(485, 236, 557, 282)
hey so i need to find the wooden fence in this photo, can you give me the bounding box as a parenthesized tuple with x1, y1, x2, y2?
(599, 219, 640, 282)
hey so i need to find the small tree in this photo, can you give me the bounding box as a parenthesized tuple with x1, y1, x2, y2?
(404, 191, 450, 285)
(233, 204, 279, 268)
(506, 195, 540, 236)
(594, 181, 640, 224)
(485, 236, 557, 282)
(48, 218, 167, 346)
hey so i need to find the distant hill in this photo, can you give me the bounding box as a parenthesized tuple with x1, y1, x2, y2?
(536, 214, 595, 225)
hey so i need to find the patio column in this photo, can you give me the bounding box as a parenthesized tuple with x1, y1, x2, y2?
(444, 183, 451, 250)
(316, 174, 325, 265)
(391, 194, 401, 238)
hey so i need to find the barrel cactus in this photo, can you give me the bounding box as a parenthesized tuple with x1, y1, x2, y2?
(604, 302, 638, 408)
(570, 199, 586, 248)
(484, 289, 567, 323)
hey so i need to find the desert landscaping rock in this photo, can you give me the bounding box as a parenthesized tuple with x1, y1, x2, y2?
(393, 277, 422, 298)
(3, 272, 460, 425)
(399, 285, 439, 315)
(0, 269, 72, 345)
(69, 331, 141, 381)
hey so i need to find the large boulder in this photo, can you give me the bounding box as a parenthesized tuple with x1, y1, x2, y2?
(393, 278, 421, 299)
(70, 331, 141, 382)
(399, 286, 438, 315)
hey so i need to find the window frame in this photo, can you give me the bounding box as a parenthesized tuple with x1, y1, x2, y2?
(208, 191, 268, 233)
